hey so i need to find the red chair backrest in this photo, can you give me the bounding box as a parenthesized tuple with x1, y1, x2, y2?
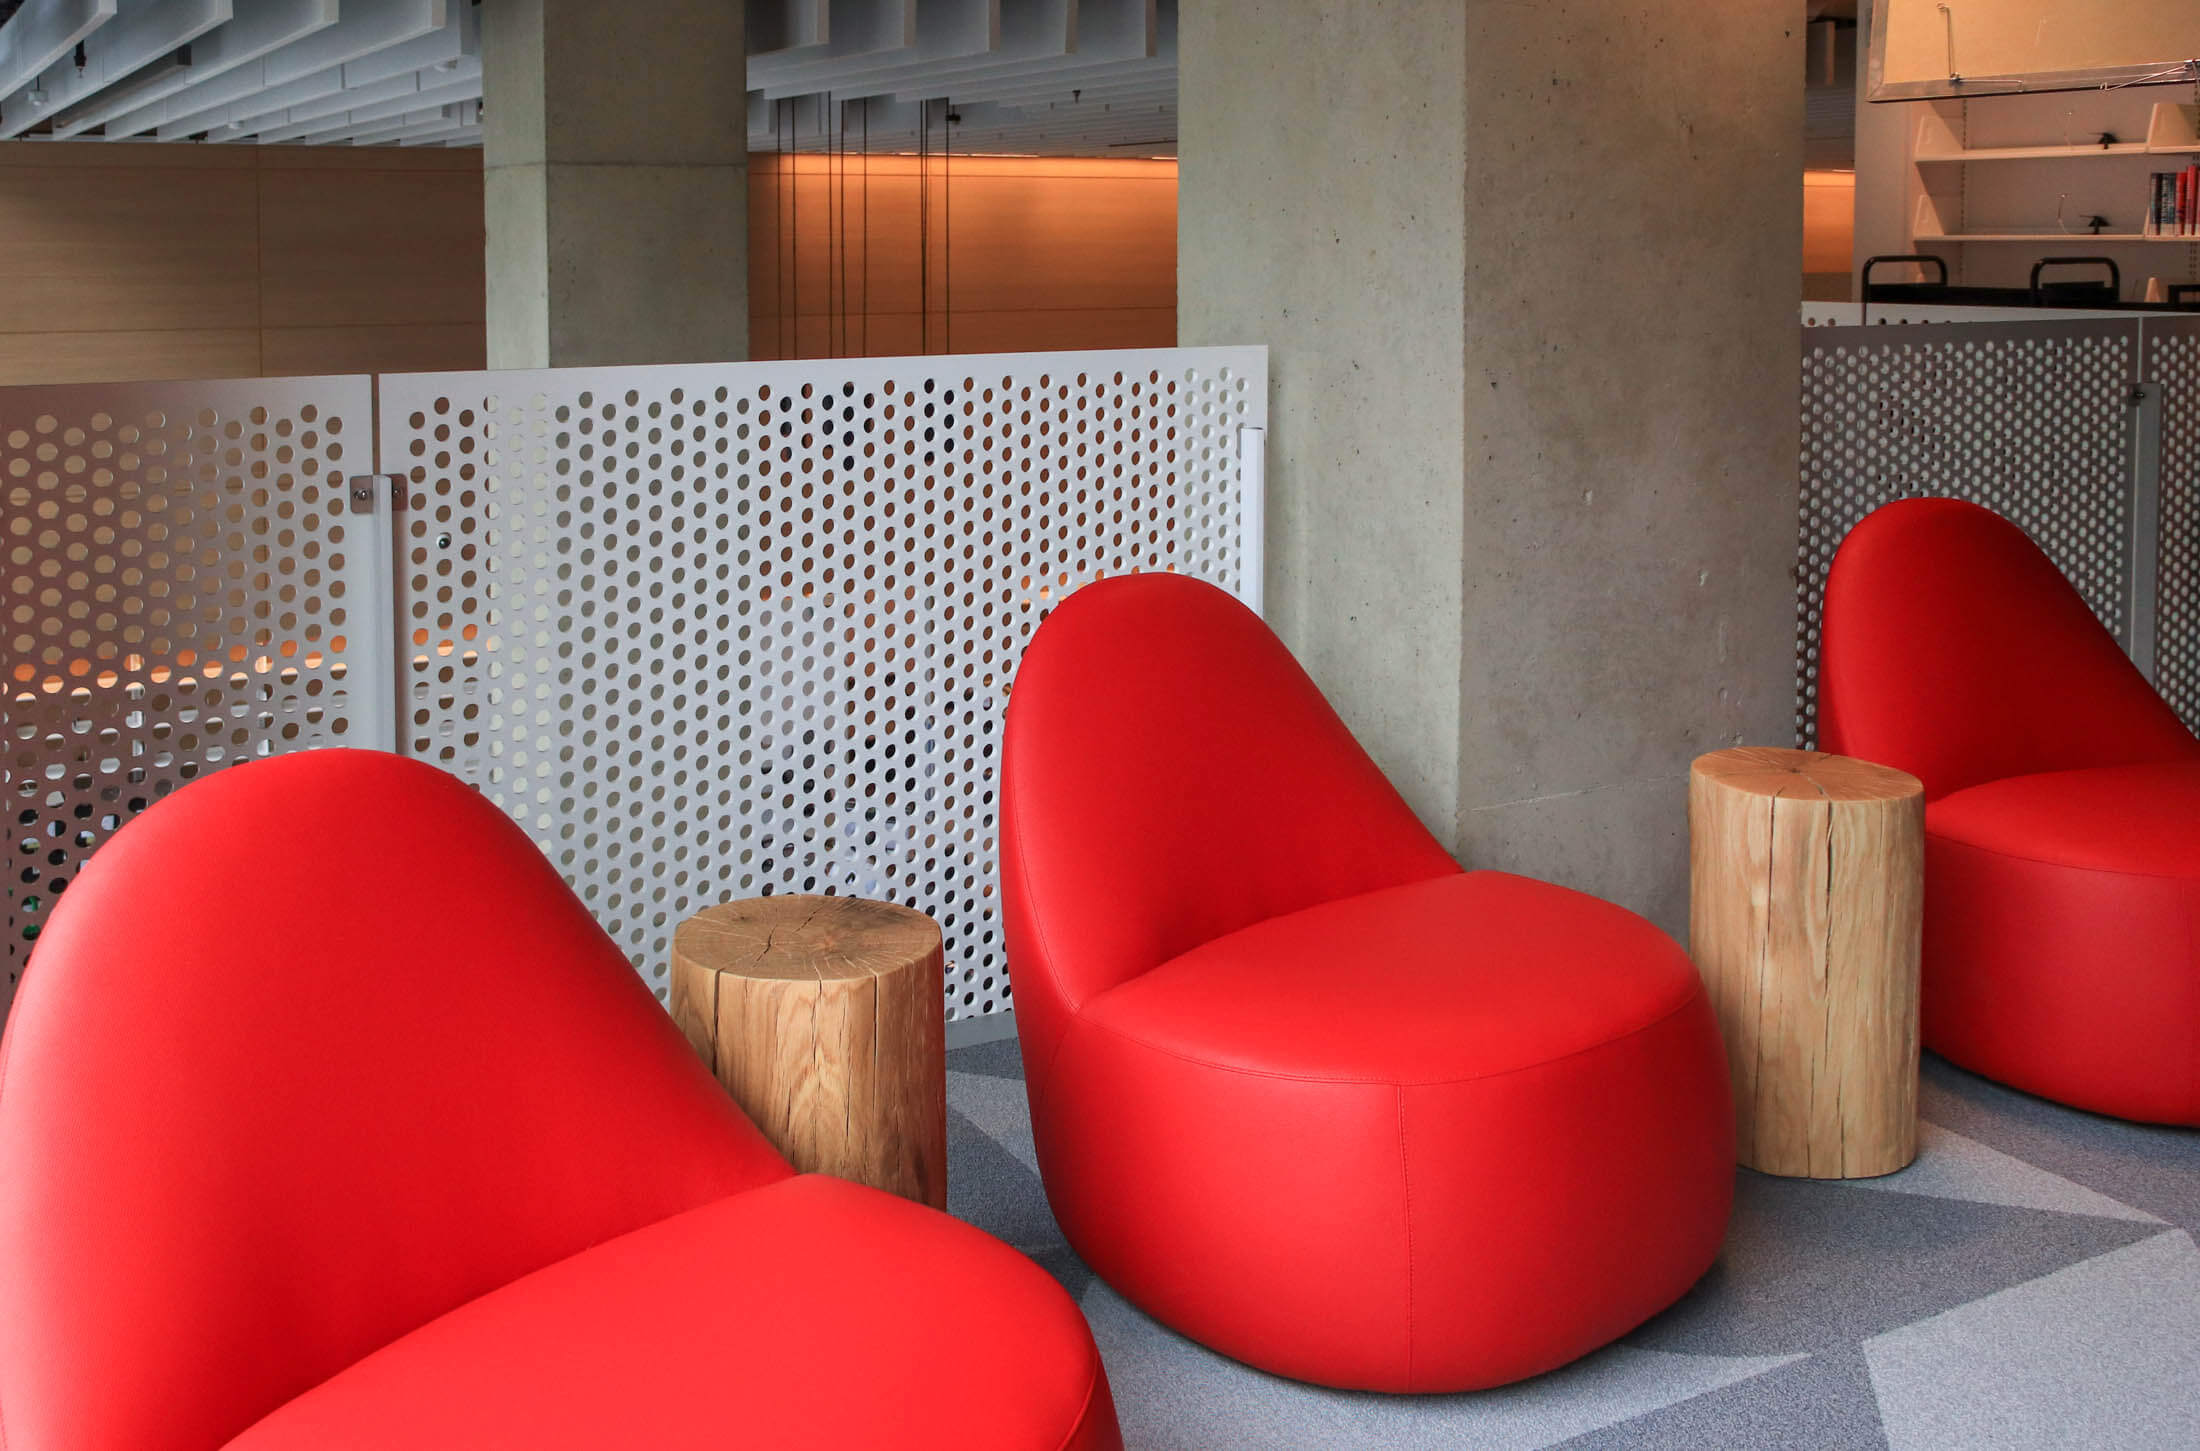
(1001, 574, 1460, 1093)
(1818, 498, 2200, 800)
(0, 751, 789, 1451)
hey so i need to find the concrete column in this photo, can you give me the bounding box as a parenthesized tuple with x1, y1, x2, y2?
(1182, 2, 1801, 935)
(1178, 3, 1469, 833)
(481, 0, 747, 368)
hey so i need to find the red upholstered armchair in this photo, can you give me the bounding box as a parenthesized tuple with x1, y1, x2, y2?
(1820, 498, 2200, 1126)
(1001, 573, 1734, 1393)
(0, 751, 1118, 1451)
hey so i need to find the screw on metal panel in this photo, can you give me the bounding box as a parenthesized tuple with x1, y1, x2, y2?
(351, 481, 374, 504)
(436, 534, 452, 549)
(2132, 387, 2150, 405)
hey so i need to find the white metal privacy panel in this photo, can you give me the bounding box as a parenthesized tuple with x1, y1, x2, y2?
(1796, 320, 2141, 746)
(380, 347, 1266, 1021)
(2, 375, 389, 1018)
(2149, 318, 2200, 734)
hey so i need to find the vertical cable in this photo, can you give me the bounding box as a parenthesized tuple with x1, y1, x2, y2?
(836, 97, 847, 358)
(944, 96, 952, 356)
(805, 100, 814, 358)
(787, 99, 799, 360)
(919, 99, 931, 355)
(861, 102, 870, 357)
(775, 99, 788, 360)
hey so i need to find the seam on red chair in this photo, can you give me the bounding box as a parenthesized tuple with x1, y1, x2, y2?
(1008, 580, 1159, 1195)
(1927, 830, 2200, 883)
(1395, 1084, 1415, 1394)
(2186, 885, 2200, 1120)
(1071, 993, 1703, 1090)
(0, 947, 22, 1451)
(1049, 1345, 1110, 1451)
(1003, 756, 1085, 1112)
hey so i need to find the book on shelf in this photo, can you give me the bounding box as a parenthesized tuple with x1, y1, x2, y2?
(2149, 165, 2200, 237)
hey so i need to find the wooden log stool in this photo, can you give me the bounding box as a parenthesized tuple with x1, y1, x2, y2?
(1688, 746, 1925, 1179)
(670, 894, 947, 1207)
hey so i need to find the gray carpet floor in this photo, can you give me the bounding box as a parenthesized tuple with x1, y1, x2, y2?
(944, 1038, 2200, 1450)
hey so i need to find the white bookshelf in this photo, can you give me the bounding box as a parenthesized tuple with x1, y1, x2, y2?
(1913, 192, 2196, 244)
(1913, 101, 2200, 164)
(1902, 94, 2200, 288)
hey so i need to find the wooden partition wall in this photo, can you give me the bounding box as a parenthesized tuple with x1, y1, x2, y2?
(0, 142, 485, 386)
(748, 153, 1177, 360)
(0, 145, 1172, 382)
(1804, 169, 1857, 301)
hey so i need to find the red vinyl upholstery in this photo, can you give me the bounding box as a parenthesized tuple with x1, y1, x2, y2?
(1002, 574, 1734, 1391)
(223, 1177, 1118, 1451)
(1820, 498, 2200, 1124)
(1817, 497, 2198, 803)
(0, 751, 1118, 1451)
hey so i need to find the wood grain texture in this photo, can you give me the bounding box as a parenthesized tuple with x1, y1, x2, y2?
(257, 167, 487, 329)
(0, 328, 263, 386)
(670, 894, 947, 1207)
(747, 153, 1177, 360)
(1803, 169, 1856, 276)
(1688, 746, 1924, 1179)
(0, 141, 485, 385)
(258, 322, 487, 377)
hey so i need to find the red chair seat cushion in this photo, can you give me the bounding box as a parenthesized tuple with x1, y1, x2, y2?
(1931, 761, 2200, 876)
(1922, 763, 2200, 1125)
(222, 1175, 1117, 1451)
(1034, 870, 1733, 1392)
(1081, 870, 1706, 1082)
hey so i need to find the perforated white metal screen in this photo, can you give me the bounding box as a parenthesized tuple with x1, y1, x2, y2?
(379, 348, 1265, 1022)
(1796, 320, 2141, 745)
(2, 376, 390, 1020)
(2147, 319, 2200, 734)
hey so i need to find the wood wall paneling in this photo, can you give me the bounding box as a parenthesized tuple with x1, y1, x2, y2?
(0, 141, 485, 385)
(0, 144, 1173, 381)
(258, 168, 488, 330)
(748, 154, 1177, 360)
(1803, 169, 1856, 275)
(0, 164, 259, 335)
(258, 323, 487, 377)
(0, 327, 262, 386)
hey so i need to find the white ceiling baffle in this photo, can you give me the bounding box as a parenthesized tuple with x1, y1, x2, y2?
(748, 0, 1175, 159)
(0, 1, 118, 114)
(131, 0, 463, 140)
(0, 0, 1174, 153)
(52, 0, 356, 138)
(0, 0, 241, 138)
(0, 0, 478, 145)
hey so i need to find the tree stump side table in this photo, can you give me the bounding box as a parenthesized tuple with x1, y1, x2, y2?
(1688, 746, 1925, 1179)
(670, 894, 947, 1208)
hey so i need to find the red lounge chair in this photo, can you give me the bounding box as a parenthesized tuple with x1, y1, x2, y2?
(1001, 573, 1734, 1392)
(0, 751, 1119, 1450)
(1821, 497, 2200, 1126)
